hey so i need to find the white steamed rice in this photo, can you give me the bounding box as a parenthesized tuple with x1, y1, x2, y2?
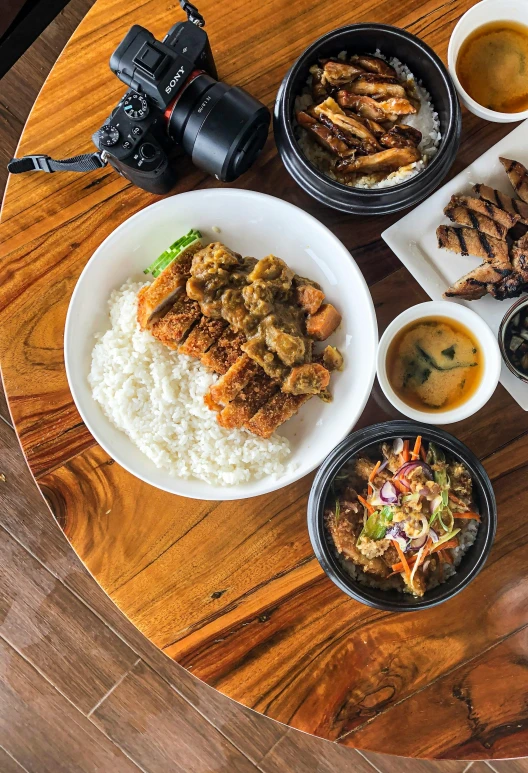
(88, 280, 292, 486)
(295, 50, 442, 190)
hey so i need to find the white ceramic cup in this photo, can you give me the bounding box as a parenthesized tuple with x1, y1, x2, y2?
(448, 0, 528, 123)
(377, 301, 502, 425)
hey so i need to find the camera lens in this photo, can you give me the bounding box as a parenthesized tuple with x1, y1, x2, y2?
(165, 72, 270, 182)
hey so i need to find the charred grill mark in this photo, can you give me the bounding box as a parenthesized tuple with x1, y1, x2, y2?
(478, 231, 493, 259)
(455, 228, 468, 255)
(467, 210, 480, 231)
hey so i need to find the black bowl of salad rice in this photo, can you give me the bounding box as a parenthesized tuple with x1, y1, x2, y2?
(307, 420, 496, 611)
(274, 23, 461, 215)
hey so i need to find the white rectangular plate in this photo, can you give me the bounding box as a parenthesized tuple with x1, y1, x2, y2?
(382, 119, 528, 411)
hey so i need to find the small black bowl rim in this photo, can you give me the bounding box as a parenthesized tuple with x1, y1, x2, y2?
(274, 23, 462, 209)
(307, 420, 497, 612)
(498, 296, 528, 384)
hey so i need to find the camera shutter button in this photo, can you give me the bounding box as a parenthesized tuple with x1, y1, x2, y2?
(139, 143, 158, 160)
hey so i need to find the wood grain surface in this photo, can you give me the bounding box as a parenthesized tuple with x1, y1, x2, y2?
(1, 0, 527, 761)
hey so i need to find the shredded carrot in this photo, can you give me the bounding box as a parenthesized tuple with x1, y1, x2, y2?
(419, 445, 427, 462)
(391, 555, 418, 573)
(393, 540, 411, 578)
(368, 460, 381, 494)
(430, 537, 459, 554)
(448, 491, 467, 507)
(454, 512, 481, 521)
(443, 549, 453, 565)
(402, 440, 410, 463)
(393, 478, 408, 494)
(358, 494, 374, 514)
(411, 436, 422, 461)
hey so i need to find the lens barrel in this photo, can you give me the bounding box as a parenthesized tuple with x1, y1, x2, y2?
(166, 73, 270, 181)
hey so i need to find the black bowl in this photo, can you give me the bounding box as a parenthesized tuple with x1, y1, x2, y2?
(274, 24, 462, 216)
(307, 420, 496, 611)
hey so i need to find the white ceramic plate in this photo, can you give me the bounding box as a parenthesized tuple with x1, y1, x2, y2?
(65, 188, 377, 500)
(382, 119, 528, 411)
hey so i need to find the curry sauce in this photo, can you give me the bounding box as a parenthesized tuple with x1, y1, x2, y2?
(457, 21, 528, 113)
(387, 317, 483, 411)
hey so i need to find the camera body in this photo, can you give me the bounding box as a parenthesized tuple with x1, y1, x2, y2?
(92, 20, 270, 194)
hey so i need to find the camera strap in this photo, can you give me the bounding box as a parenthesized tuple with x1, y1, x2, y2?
(7, 152, 107, 175)
(179, 0, 204, 26)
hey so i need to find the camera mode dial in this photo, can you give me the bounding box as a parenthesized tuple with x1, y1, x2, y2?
(123, 92, 149, 120)
(98, 124, 120, 147)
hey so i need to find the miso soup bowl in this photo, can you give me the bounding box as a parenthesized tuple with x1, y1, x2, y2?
(448, 0, 528, 123)
(274, 23, 462, 215)
(376, 302, 502, 424)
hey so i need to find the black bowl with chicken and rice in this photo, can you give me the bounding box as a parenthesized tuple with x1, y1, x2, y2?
(308, 421, 496, 611)
(274, 24, 461, 215)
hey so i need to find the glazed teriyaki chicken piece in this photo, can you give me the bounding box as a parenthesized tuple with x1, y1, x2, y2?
(296, 51, 427, 185)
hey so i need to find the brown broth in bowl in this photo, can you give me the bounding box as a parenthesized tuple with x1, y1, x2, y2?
(456, 21, 528, 113)
(387, 317, 483, 411)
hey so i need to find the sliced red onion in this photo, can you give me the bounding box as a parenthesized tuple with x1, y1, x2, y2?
(395, 460, 433, 480)
(419, 487, 430, 498)
(378, 459, 389, 473)
(380, 481, 399, 504)
(392, 437, 404, 455)
(423, 558, 431, 573)
(386, 524, 410, 552)
(410, 533, 428, 550)
(429, 528, 439, 543)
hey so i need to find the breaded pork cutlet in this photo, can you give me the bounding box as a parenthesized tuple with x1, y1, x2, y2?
(178, 317, 227, 358)
(436, 225, 509, 263)
(448, 195, 520, 230)
(443, 204, 509, 240)
(474, 183, 528, 226)
(500, 157, 528, 203)
(149, 296, 201, 349)
(200, 328, 246, 375)
(137, 242, 201, 329)
(217, 373, 279, 430)
(208, 354, 260, 408)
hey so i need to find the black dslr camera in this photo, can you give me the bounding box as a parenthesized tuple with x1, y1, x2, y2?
(8, 2, 270, 193)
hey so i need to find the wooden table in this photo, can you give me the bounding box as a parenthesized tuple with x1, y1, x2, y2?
(1, 0, 527, 760)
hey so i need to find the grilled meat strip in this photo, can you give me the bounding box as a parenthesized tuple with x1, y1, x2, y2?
(474, 183, 528, 226)
(487, 271, 526, 300)
(448, 194, 520, 230)
(336, 146, 420, 175)
(376, 97, 418, 119)
(444, 262, 512, 300)
(336, 91, 386, 120)
(321, 60, 365, 86)
(347, 74, 407, 99)
(350, 54, 397, 77)
(309, 64, 329, 102)
(312, 98, 380, 151)
(500, 157, 528, 203)
(511, 233, 528, 282)
(380, 124, 422, 149)
(436, 225, 510, 263)
(307, 107, 363, 150)
(443, 205, 509, 240)
(296, 111, 354, 158)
